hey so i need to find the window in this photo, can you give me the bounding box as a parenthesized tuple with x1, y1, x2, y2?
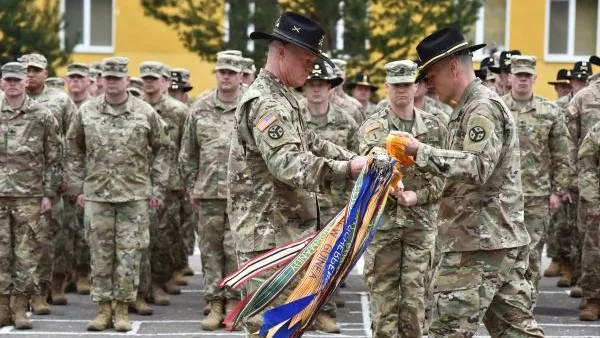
(61, 0, 114, 53)
(465, 0, 511, 60)
(545, 0, 600, 62)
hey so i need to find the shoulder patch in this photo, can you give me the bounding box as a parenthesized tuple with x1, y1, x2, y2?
(363, 122, 381, 133)
(256, 112, 278, 131)
(267, 124, 284, 139)
(464, 115, 495, 153)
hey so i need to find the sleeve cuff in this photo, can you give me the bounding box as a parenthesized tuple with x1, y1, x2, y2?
(332, 160, 350, 180)
(415, 189, 429, 205)
(415, 143, 432, 167)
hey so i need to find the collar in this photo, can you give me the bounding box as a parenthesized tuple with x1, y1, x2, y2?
(388, 106, 428, 136)
(99, 93, 134, 116)
(306, 104, 334, 126)
(214, 89, 242, 111)
(451, 79, 480, 120)
(260, 69, 299, 110)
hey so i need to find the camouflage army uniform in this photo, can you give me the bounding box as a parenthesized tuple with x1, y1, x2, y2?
(578, 121, 600, 303)
(0, 95, 62, 295)
(412, 80, 542, 337)
(424, 95, 452, 116)
(359, 103, 447, 338)
(303, 104, 359, 223)
(330, 89, 364, 125)
(422, 96, 450, 125)
(364, 101, 377, 120)
(66, 94, 171, 303)
(228, 70, 356, 333)
(502, 92, 572, 299)
(180, 87, 243, 305)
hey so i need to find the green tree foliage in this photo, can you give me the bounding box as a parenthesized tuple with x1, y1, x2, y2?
(0, 0, 74, 76)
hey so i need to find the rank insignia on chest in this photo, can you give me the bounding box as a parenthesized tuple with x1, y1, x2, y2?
(257, 112, 278, 131)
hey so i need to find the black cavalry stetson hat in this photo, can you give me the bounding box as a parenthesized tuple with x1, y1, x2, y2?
(570, 61, 593, 80)
(547, 69, 571, 85)
(347, 73, 377, 91)
(297, 59, 342, 92)
(591, 55, 600, 67)
(415, 27, 486, 82)
(250, 12, 333, 67)
(489, 50, 521, 74)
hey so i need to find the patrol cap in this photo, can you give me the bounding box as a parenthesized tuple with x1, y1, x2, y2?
(139, 61, 164, 79)
(510, 55, 536, 75)
(102, 57, 129, 78)
(128, 77, 143, 96)
(1, 62, 27, 80)
(162, 65, 172, 79)
(89, 61, 103, 78)
(18, 53, 48, 70)
(385, 60, 418, 84)
(217, 50, 243, 58)
(548, 69, 571, 85)
(45, 77, 65, 89)
(241, 57, 256, 74)
(66, 62, 90, 77)
(331, 58, 347, 76)
(214, 54, 243, 73)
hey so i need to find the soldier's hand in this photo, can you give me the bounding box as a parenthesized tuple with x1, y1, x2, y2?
(397, 190, 418, 207)
(548, 194, 562, 213)
(40, 197, 52, 214)
(177, 188, 187, 198)
(561, 193, 573, 204)
(149, 198, 163, 211)
(348, 156, 367, 179)
(390, 179, 404, 199)
(76, 194, 86, 208)
(389, 131, 420, 156)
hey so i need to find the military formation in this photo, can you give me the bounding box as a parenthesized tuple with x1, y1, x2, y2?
(0, 9, 600, 338)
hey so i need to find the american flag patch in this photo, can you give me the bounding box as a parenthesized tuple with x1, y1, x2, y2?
(256, 113, 278, 131)
(363, 123, 380, 133)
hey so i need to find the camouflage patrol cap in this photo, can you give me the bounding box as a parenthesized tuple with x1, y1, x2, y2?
(172, 68, 191, 83)
(1, 62, 27, 80)
(331, 58, 347, 76)
(128, 77, 143, 96)
(139, 61, 164, 79)
(241, 57, 256, 74)
(18, 53, 48, 69)
(102, 57, 129, 78)
(510, 55, 536, 75)
(66, 62, 90, 77)
(217, 50, 243, 58)
(162, 65, 172, 79)
(89, 61, 103, 78)
(45, 77, 65, 89)
(215, 54, 243, 73)
(385, 60, 418, 84)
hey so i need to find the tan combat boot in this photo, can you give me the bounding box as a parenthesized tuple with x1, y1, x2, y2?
(129, 296, 153, 316)
(87, 301, 113, 331)
(225, 299, 241, 331)
(13, 295, 32, 330)
(313, 312, 341, 333)
(114, 301, 132, 332)
(571, 285, 583, 298)
(0, 295, 11, 327)
(76, 267, 91, 295)
(50, 273, 68, 305)
(543, 258, 562, 277)
(580, 298, 588, 310)
(181, 264, 194, 276)
(580, 299, 600, 321)
(30, 283, 51, 315)
(164, 277, 181, 295)
(557, 258, 573, 287)
(150, 284, 170, 306)
(201, 300, 224, 331)
(203, 303, 211, 315)
(173, 270, 188, 286)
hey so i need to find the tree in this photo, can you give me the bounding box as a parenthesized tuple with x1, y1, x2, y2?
(0, 0, 74, 76)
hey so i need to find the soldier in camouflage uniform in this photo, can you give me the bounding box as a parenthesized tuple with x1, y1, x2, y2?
(64, 63, 93, 295)
(127, 77, 143, 97)
(138, 61, 189, 313)
(577, 120, 600, 321)
(241, 57, 257, 85)
(502, 56, 573, 304)
(359, 60, 447, 338)
(45, 77, 65, 90)
(179, 53, 244, 331)
(66, 57, 171, 332)
(89, 62, 104, 97)
(347, 73, 378, 119)
(330, 58, 365, 124)
(227, 13, 366, 337)
(394, 27, 543, 337)
(19, 53, 78, 311)
(489, 50, 521, 96)
(414, 77, 450, 125)
(0, 62, 62, 329)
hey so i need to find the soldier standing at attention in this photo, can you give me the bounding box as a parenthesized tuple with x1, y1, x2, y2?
(489, 50, 521, 96)
(392, 27, 543, 337)
(330, 58, 364, 124)
(19, 53, 78, 311)
(66, 57, 171, 332)
(359, 60, 447, 338)
(0, 62, 62, 330)
(227, 12, 366, 337)
(179, 53, 244, 331)
(347, 73, 378, 119)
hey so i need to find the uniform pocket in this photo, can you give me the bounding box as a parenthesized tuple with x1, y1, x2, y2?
(434, 261, 482, 322)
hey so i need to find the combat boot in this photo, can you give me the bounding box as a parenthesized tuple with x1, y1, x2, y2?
(50, 273, 68, 305)
(225, 299, 241, 331)
(129, 296, 153, 315)
(30, 283, 51, 315)
(114, 301, 132, 332)
(75, 267, 91, 295)
(313, 312, 341, 333)
(543, 258, 562, 277)
(181, 264, 194, 276)
(13, 295, 32, 330)
(557, 259, 573, 287)
(150, 284, 170, 306)
(580, 299, 600, 321)
(203, 303, 211, 315)
(580, 298, 588, 310)
(164, 277, 181, 295)
(201, 300, 224, 331)
(87, 301, 113, 331)
(173, 270, 188, 286)
(0, 296, 11, 327)
(571, 285, 583, 298)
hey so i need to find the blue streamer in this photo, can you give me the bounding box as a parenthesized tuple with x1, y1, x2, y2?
(259, 294, 316, 336)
